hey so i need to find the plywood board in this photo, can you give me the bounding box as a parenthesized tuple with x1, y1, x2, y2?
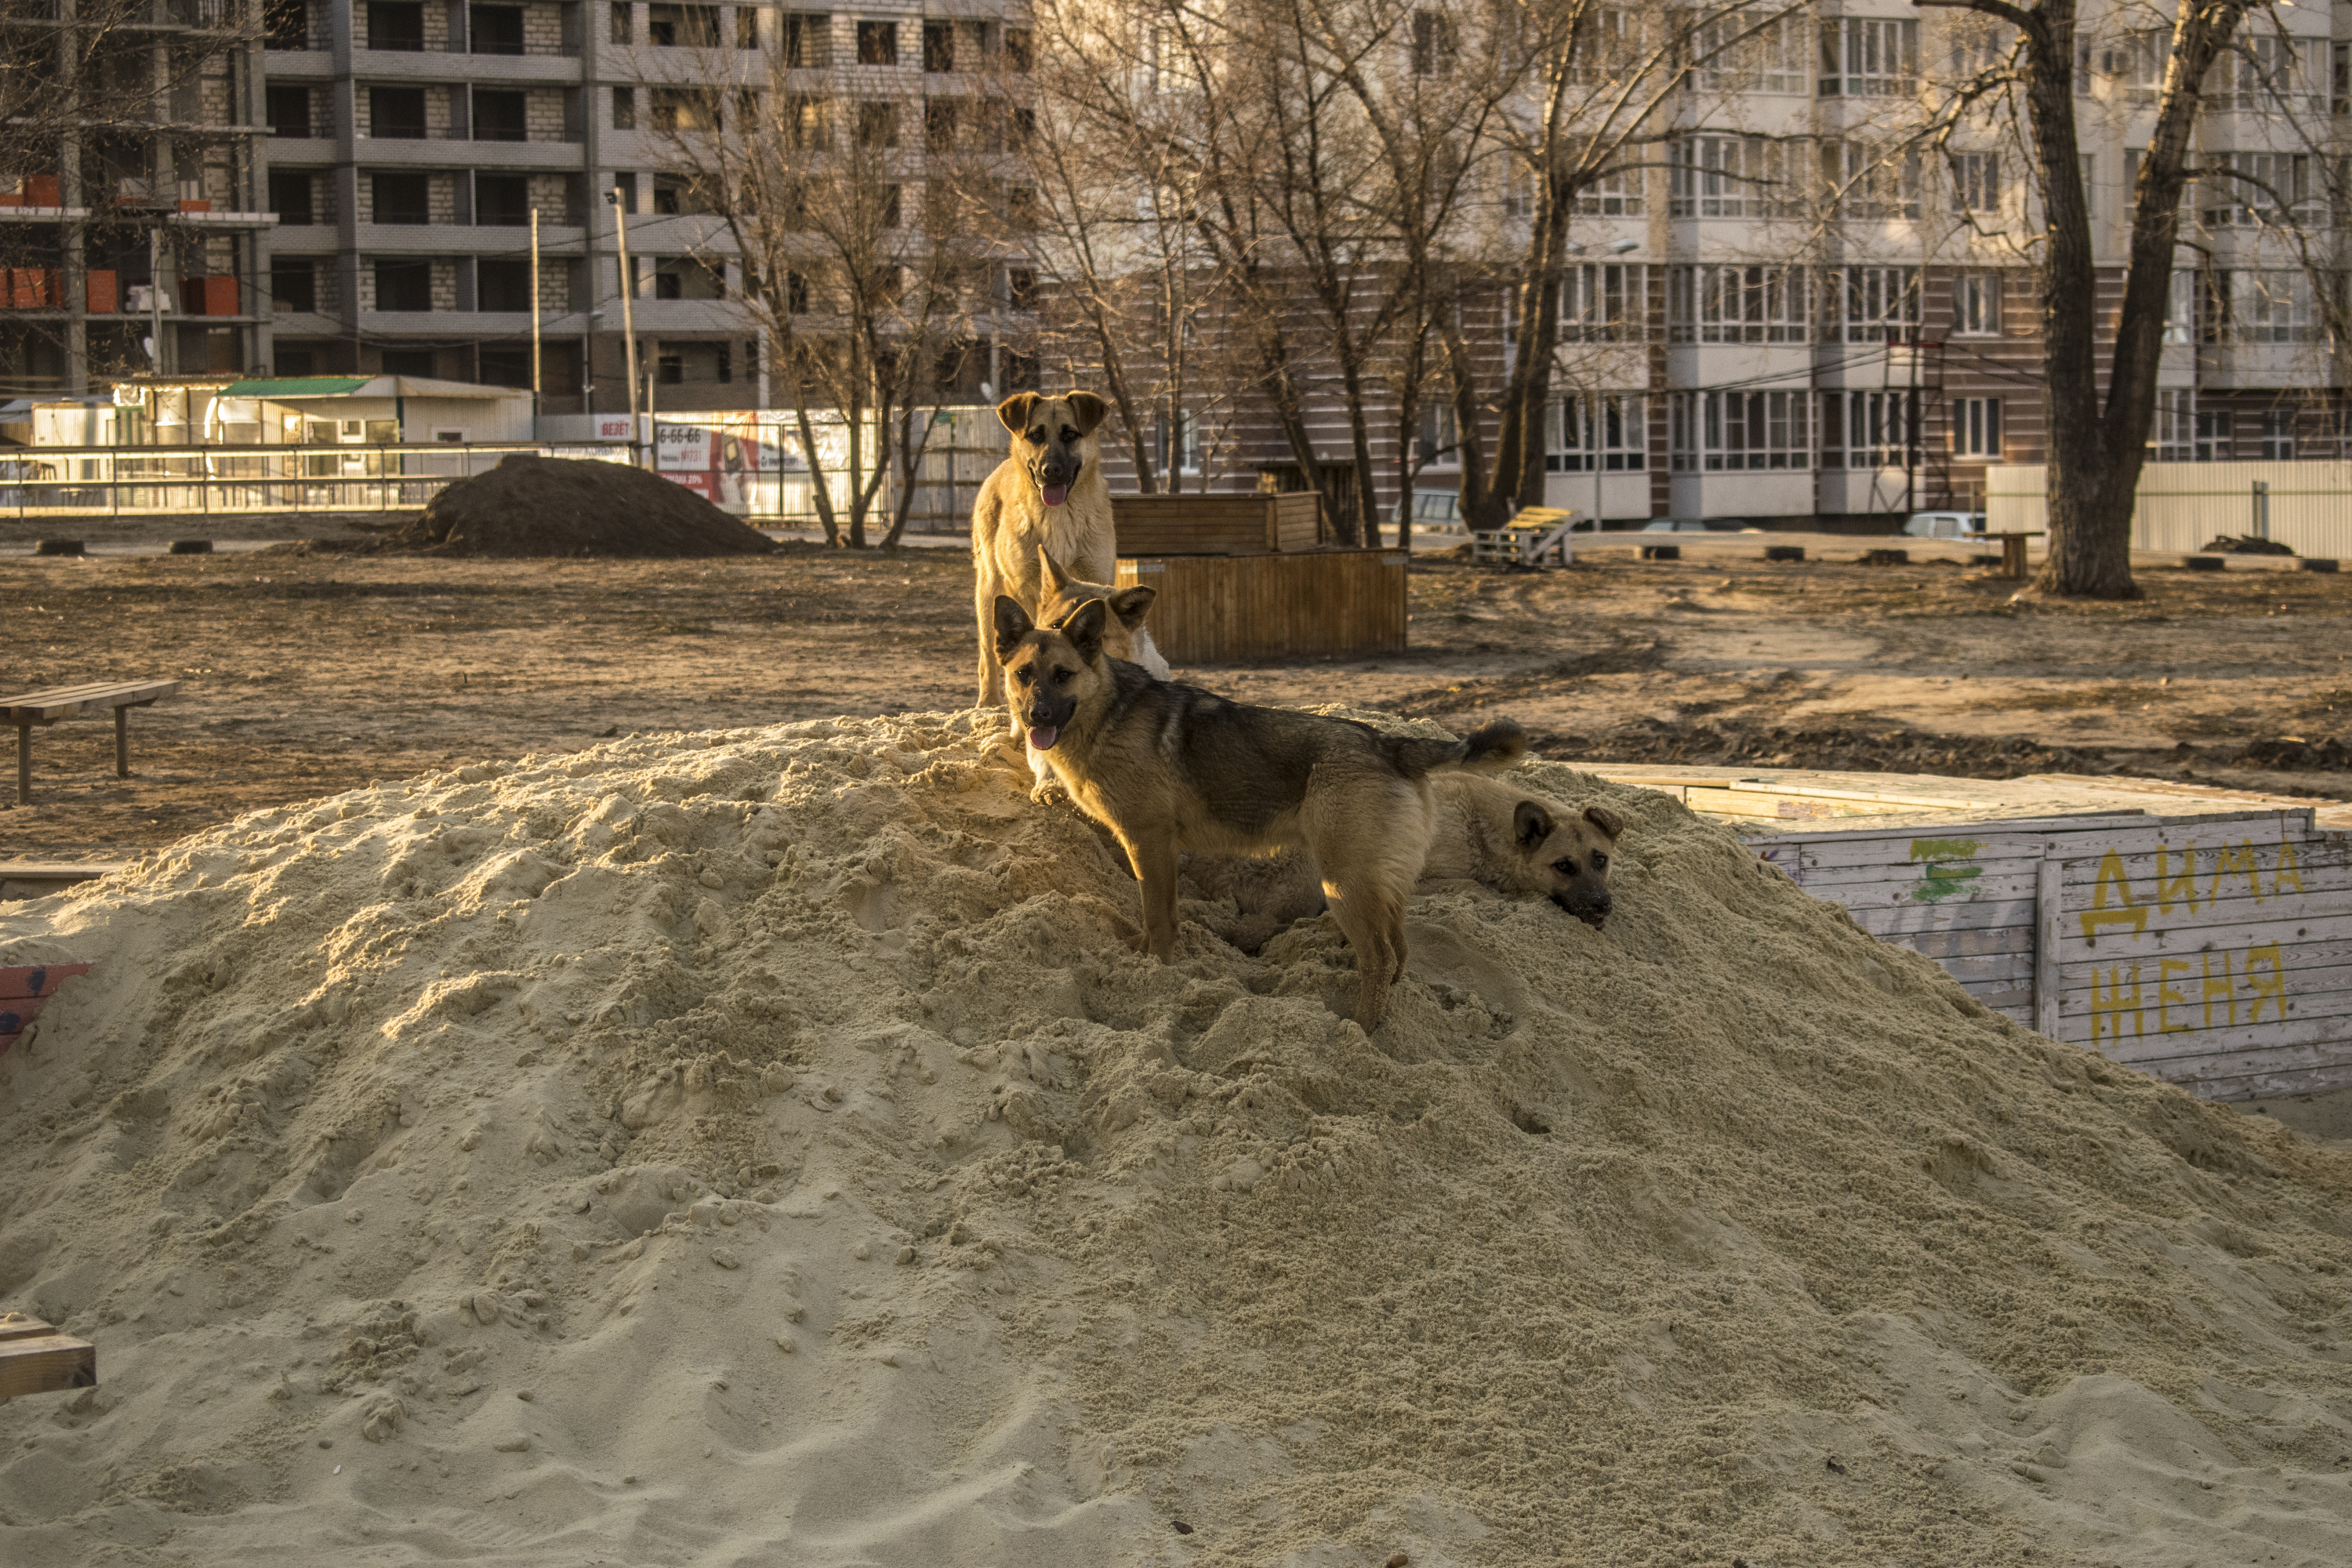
(1118, 550, 1406, 664)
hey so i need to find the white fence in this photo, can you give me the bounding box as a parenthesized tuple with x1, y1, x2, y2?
(0, 443, 632, 519)
(1987, 460, 2352, 558)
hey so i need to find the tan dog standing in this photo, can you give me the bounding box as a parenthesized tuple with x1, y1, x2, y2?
(972, 390, 1116, 709)
(992, 593, 1526, 1030)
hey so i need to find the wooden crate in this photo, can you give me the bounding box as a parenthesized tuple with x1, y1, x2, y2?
(1116, 549, 1406, 664)
(1112, 492, 1323, 556)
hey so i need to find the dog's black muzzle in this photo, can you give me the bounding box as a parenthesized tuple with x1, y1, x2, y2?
(1024, 695, 1076, 732)
(1031, 448, 1081, 490)
(1552, 891, 1611, 928)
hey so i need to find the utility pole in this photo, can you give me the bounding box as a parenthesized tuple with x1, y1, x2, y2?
(147, 227, 166, 376)
(608, 188, 642, 465)
(528, 207, 543, 428)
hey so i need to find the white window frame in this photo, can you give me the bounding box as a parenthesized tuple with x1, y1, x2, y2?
(1951, 151, 2001, 215)
(1834, 266, 1922, 343)
(1671, 389, 1812, 472)
(1417, 401, 1461, 470)
(1820, 17, 1918, 97)
(1548, 392, 1649, 472)
(1951, 396, 2002, 458)
(1820, 390, 1918, 469)
(2149, 388, 2194, 459)
(1669, 135, 1796, 218)
(1668, 264, 1809, 343)
(1952, 271, 2002, 336)
(1559, 263, 1646, 343)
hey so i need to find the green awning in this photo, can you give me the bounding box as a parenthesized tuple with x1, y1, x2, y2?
(220, 377, 371, 397)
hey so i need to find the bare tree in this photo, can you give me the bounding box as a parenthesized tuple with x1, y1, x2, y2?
(1914, 0, 2258, 597)
(645, 20, 986, 548)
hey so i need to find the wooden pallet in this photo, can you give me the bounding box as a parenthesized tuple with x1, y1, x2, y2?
(0, 1313, 96, 1401)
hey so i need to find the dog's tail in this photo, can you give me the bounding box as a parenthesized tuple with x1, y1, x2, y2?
(1385, 718, 1528, 779)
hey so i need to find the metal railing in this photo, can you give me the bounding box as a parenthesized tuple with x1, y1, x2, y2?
(0, 442, 633, 519)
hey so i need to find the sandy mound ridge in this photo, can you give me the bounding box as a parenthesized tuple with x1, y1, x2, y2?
(2, 710, 2350, 1566)
(393, 454, 775, 557)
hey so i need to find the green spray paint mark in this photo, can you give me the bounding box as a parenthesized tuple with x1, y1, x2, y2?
(1908, 837, 1984, 903)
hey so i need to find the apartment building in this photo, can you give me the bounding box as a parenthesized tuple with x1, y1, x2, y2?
(250, 0, 1023, 413)
(0, 0, 274, 394)
(1095, 3, 2352, 528)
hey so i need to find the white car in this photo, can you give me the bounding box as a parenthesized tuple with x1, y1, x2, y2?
(1902, 510, 1987, 539)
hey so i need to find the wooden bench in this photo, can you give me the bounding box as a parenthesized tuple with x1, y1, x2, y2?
(1468, 506, 1581, 568)
(1, 679, 179, 806)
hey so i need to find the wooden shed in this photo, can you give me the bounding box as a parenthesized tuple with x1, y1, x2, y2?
(1112, 492, 1327, 556)
(1117, 550, 1408, 664)
(1592, 765, 2352, 1100)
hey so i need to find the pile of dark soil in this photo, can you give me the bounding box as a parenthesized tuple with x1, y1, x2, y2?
(2201, 534, 2296, 556)
(2234, 735, 2352, 771)
(389, 454, 774, 558)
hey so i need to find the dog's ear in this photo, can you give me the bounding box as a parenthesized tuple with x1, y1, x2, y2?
(996, 391, 1040, 437)
(1513, 799, 1555, 849)
(1061, 597, 1109, 661)
(992, 595, 1035, 660)
(1037, 546, 1073, 595)
(1106, 584, 1156, 629)
(1065, 391, 1109, 436)
(1583, 804, 1626, 840)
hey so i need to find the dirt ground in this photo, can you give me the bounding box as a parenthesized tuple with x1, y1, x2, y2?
(1, 523, 2347, 862)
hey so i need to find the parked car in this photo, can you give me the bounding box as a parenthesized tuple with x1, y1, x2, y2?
(1902, 510, 1987, 539)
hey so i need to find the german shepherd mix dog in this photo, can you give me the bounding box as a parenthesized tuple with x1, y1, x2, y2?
(1025, 546, 1166, 800)
(993, 593, 1526, 1030)
(1421, 776, 1625, 927)
(972, 391, 1116, 709)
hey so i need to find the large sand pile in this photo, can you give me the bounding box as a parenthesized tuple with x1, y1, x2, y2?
(3, 710, 2350, 1566)
(394, 455, 775, 557)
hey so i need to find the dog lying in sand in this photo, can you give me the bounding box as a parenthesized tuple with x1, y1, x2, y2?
(971, 391, 1116, 710)
(993, 593, 1526, 1030)
(1189, 775, 1626, 949)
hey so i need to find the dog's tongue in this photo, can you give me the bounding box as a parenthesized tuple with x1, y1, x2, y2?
(1041, 482, 1069, 508)
(1027, 725, 1059, 752)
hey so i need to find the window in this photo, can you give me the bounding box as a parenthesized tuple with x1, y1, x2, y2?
(1160, 408, 1200, 475)
(474, 89, 528, 142)
(266, 85, 311, 138)
(1006, 27, 1031, 71)
(372, 171, 431, 224)
(924, 19, 953, 71)
(2165, 269, 2194, 343)
(368, 86, 427, 139)
(1668, 265, 1808, 343)
(2232, 34, 2319, 112)
(1951, 151, 2000, 214)
(1560, 263, 1646, 342)
(924, 98, 959, 151)
(782, 94, 826, 148)
(276, 348, 318, 376)
(2149, 388, 2194, 459)
(736, 6, 757, 49)
(478, 259, 533, 310)
(475, 172, 532, 225)
(264, 0, 307, 50)
(1692, 7, 1807, 93)
(858, 20, 896, 64)
(782, 13, 826, 65)
(2079, 153, 2096, 220)
(470, 4, 524, 53)
(1953, 271, 2001, 336)
(2195, 409, 2232, 460)
(1820, 18, 1918, 96)
(1819, 390, 1917, 469)
(1574, 164, 1642, 216)
(652, 258, 725, 299)
(1411, 11, 1455, 76)
(267, 169, 314, 225)
(1007, 267, 1036, 307)
(652, 87, 721, 132)
(1668, 136, 1796, 218)
(612, 85, 636, 129)
(366, 1, 424, 51)
(1671, 390, 1811, 471)
(652, 173, 714, 214)
(1949, 18, 2005, 78)
(1417, 402, 1460, 467)
(855, 101, 898, 148)
(1820, 140, 1922, 220)
(610, 2, 630, 43)
(1548, 394, 1647, 472)
(2116, 30, 2167, 100)
(1951, 397, 2002, 458)
(880, 185, 902, 227)
(2201, 152, 2317, 227)
(648, 3, 720, 46)
(1833, 266, 1922, 342)
(374, 259, 433, 311)
(271, 257, 317, 313)
(2217, 270, 2323, 343)
(786, 270, 810, 312)
(2258, 409, 2296, 459)
(658, 353, 684, 384)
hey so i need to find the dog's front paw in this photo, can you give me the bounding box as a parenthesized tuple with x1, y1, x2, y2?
(1029, 777, 1069, 806)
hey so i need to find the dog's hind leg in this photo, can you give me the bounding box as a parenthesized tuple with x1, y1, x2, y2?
(1119, 829, 1181, 960)
(1323, 876, 1405, 1032)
